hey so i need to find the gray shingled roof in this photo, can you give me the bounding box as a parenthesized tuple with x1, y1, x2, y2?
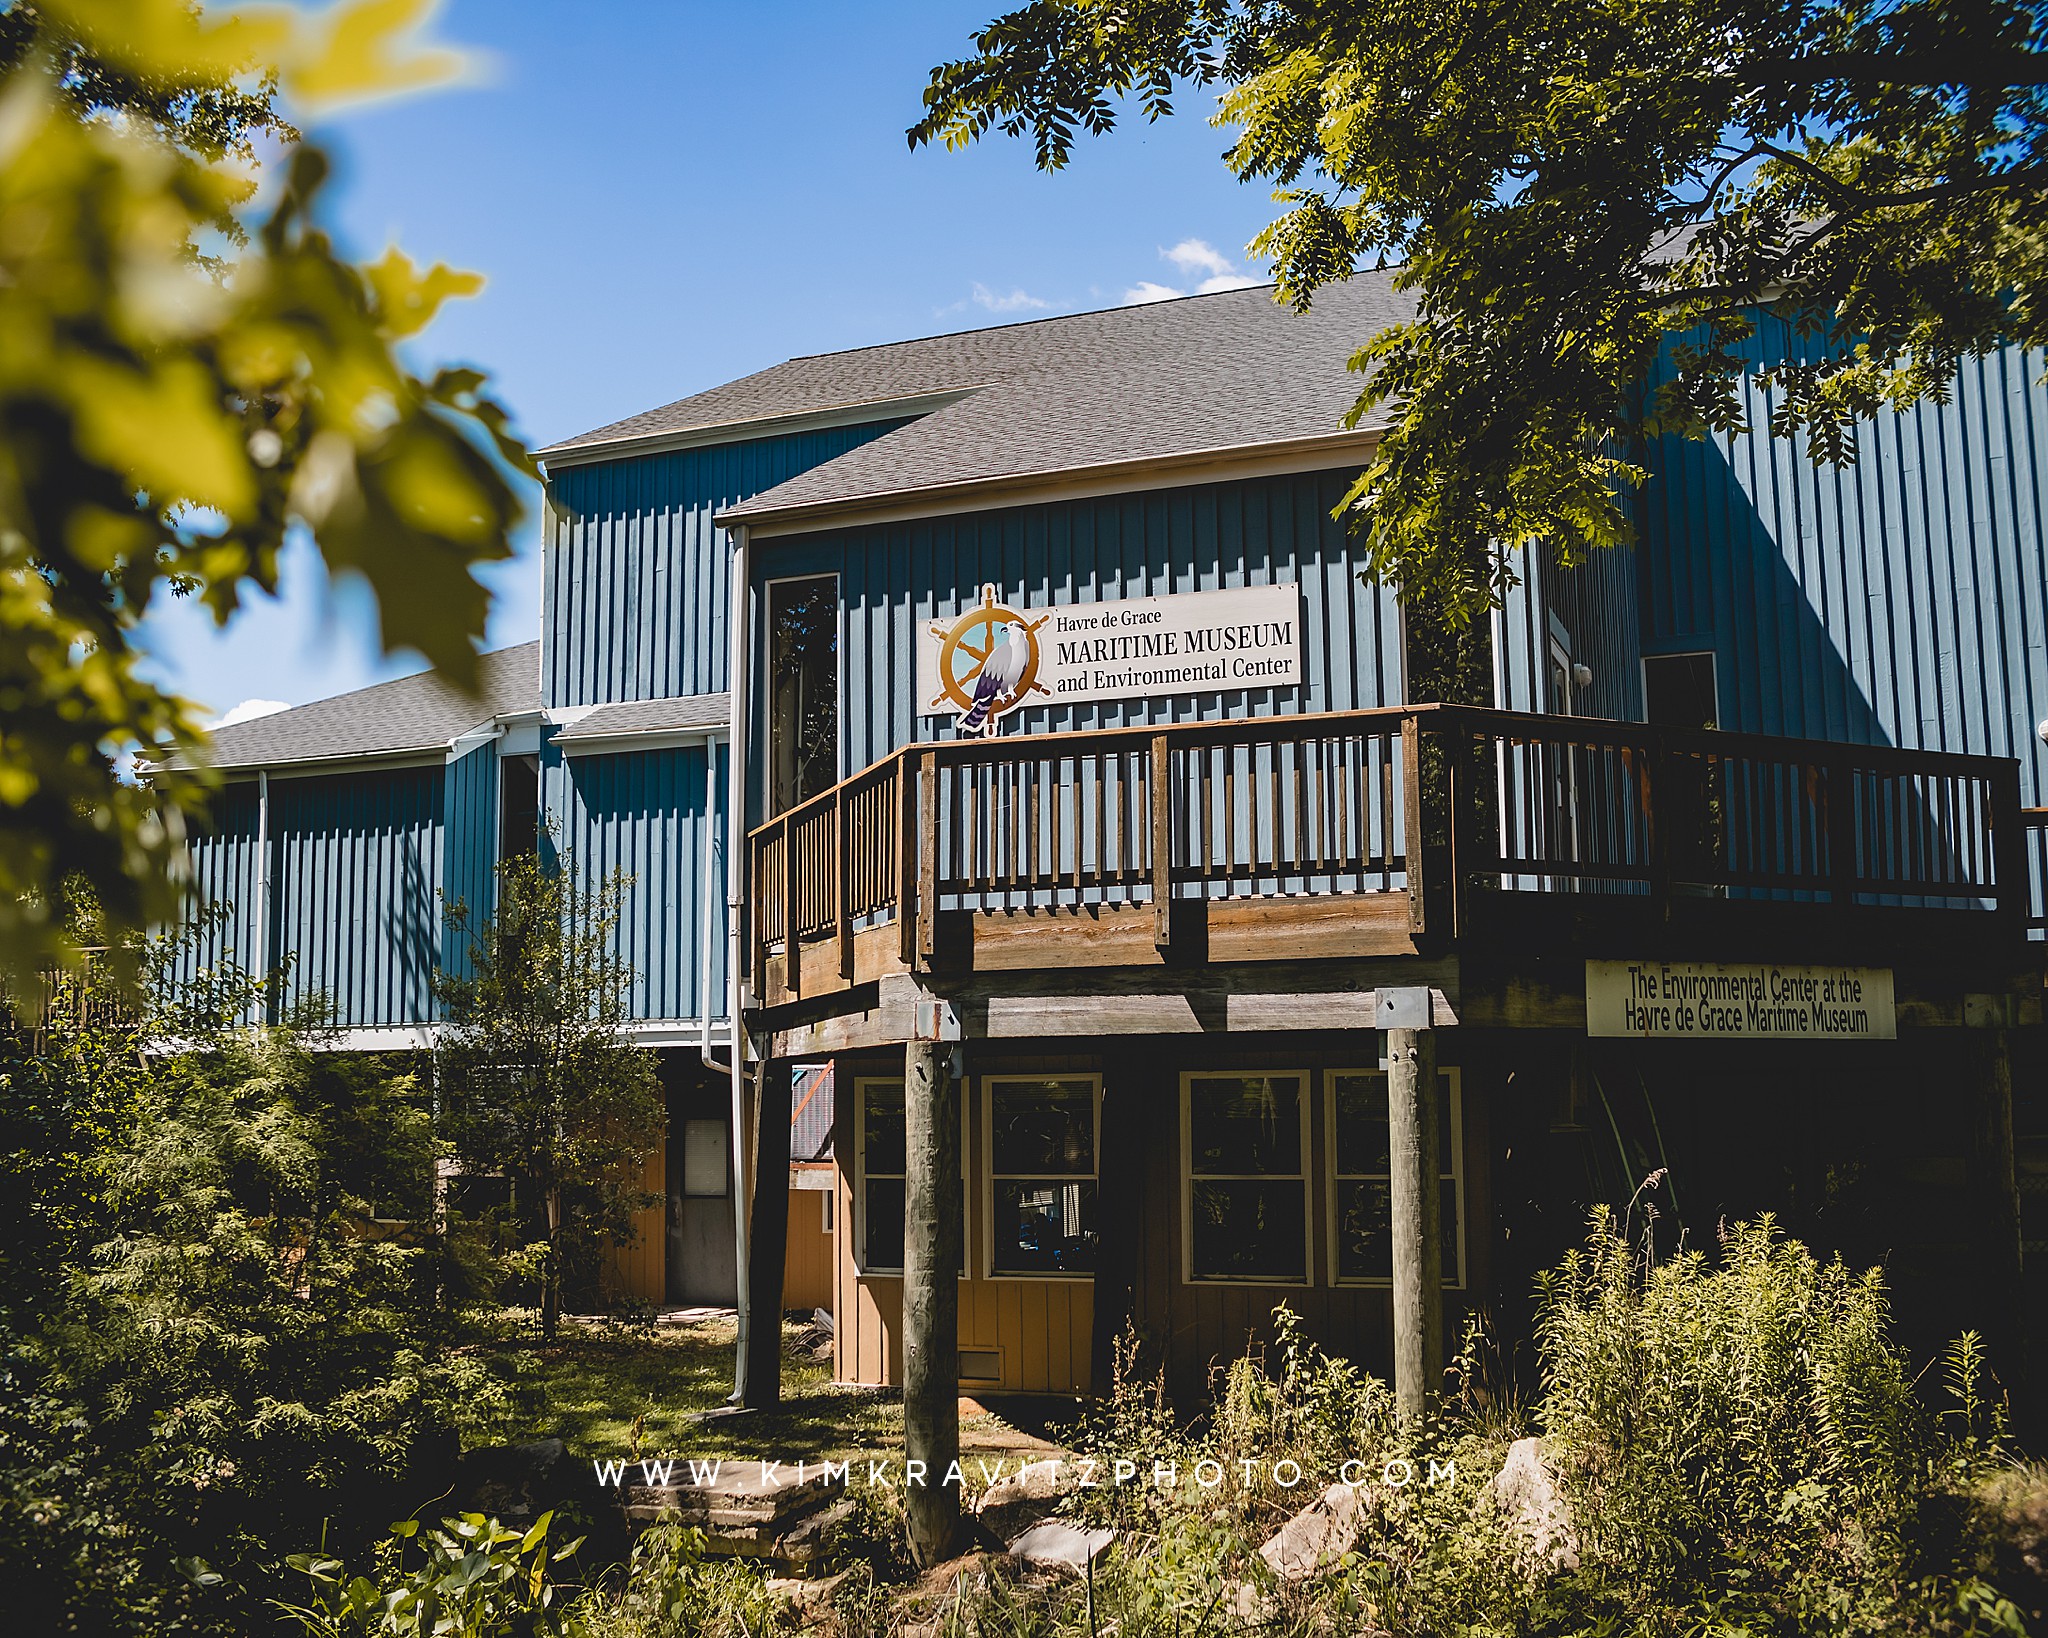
(541, 278, 1416, 520)
(156, 641, 541, 773)
(552, 692, 731, 745)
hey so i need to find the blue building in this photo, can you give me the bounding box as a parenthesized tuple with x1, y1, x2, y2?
(169, 279, 2048, 1400)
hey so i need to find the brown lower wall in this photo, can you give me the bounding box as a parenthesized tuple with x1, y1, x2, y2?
(823, 1026, 2036, 1411)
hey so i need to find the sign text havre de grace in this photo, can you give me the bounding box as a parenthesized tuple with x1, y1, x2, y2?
(918, 582, 1303, 723)
(1586, 960, 1896, 1040)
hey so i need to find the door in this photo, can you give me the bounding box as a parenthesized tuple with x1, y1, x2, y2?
(1545, 638, 1580, 888)
(668, 1111, 737, 1306)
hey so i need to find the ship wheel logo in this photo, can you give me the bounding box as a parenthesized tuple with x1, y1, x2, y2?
(927, 584, 1051, 737)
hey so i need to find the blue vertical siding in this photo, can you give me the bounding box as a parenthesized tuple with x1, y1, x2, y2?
(749, 469, 1406, 812)
(1496, 547, 1645, 720)
(268, 766, 445, 1027)
(541, 739, 729, 1024)
(543, 421, 912, 710)
(441, 740, 498, 983)
(1638, 325, 2048, 804)
(174, 779, 266, 992)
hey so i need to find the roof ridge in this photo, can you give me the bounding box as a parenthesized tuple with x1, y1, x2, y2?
(779, 278, 1282, 364)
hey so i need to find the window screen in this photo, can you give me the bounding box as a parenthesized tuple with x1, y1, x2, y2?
(988, 1078, 1097, 1276)
(1329, 1071, 1461, 1285)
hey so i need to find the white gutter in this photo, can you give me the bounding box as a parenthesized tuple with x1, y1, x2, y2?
(724, 523, 753, 1403)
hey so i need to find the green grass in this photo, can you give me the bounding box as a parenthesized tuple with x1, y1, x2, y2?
(483, 1315, 904, 1468)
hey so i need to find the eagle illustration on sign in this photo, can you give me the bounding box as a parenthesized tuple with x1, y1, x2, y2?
(927, 585, 1050, 737)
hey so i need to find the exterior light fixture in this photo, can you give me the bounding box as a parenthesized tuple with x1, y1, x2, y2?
(1572, 662, 1594, 690)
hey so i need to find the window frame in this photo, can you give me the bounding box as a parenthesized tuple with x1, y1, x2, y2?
(850, 1075, 968, 1279)
(760, 569, 842, 820)
(1178, 1068, 1314, 1287)
(1322, 1066, 1466, 1290)
(980, 1073, 1102, 1282)
(1640, 649, 1721, 730)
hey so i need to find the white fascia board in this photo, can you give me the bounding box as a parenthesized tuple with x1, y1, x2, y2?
(154, 1020, 733, 1053)
(447, 724, 502, 761)
(557, 726, 727, 759)
(536, 388, 981, 471)
(626, 1019, 735, 1048)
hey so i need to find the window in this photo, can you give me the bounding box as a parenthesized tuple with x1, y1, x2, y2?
(498, 752, 540, 861)
(854, 1079, 906, 1273)
(985, 1076, 1098, 1277)
(767, 574, 839, 816)
(1181, 1072, 1310, 1282)
(681, 1118, 727, 1198)
(851, 1077, 966, 1277)
(1326, 1069, 1464, 1287)
(1643, 651, 1719, 730)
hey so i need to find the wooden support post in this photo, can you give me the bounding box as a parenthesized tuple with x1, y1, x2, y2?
(1968, 1025, 2024, 1393)
(902, 1035, 961, 1565)
(917, 753, 939, 964)
(1385, 991, 1443, 1428)
(1402, 714, 1428, 936)
(897, 752, 919, 967)
(1089, 1049, 1144, 1397)
(1151, 734, 1172, 949)
(741, 1058, 794, 1409)
(781, 817, 801, 1000)
(834, 787, 850, 980)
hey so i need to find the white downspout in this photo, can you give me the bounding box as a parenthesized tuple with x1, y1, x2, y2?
(699, 729, 726, 1078)
(725, 523, 753, 1402)
(255, 768, 271, 1026)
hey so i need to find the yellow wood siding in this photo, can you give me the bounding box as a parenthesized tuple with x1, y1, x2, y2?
(600, 1145, 666, 1306)
(785, 1184, 835, 1313)
(834, 1077, 1093, 1395)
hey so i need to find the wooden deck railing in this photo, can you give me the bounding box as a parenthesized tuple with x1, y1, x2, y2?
(748, 706, 2031, 996)
(2026, 808, 2048, 938)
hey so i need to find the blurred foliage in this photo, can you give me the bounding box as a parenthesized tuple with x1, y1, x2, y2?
(913, 0, 2048, 625)
(0, 0, 531, 995)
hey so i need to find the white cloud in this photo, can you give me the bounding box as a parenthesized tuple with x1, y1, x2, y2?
(1162, 238, 1237, 281)
(211, 697, 290, 729)
(971, 282, 1049, 314)
(1121, 240, 1266, 305)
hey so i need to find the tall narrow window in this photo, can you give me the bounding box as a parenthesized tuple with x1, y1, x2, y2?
(854, 1079, 906, 1274)
(1327, 1069, 1463, 1286)
(852, 1078, 967, 1278)
(1182, 1072, 1310, 1282)
(768, 575, 839, 816)
(499, 753, 540, 861)
(986, 1077, 1098, 1276)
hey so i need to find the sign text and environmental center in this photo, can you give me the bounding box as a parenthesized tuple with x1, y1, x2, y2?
(1586, 960, 1896, 1040)
(920, 583, 1303, 732)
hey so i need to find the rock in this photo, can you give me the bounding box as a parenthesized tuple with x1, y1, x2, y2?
(1006, 1519, 1114, 1576)
(1258, 1482, 1364, 1582)
(1487, 1438, 1579, 1572)
(974, 1458, 1071, 1543)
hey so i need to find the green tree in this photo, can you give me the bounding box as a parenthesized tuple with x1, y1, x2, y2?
(435, 854, 663, 1340)
(0, 938, 503, 1638)
(1, 0, 532, 993)
(912, 0, 2048, 624)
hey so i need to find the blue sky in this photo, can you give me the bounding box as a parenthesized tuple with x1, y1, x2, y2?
(138, 1, 1283, 725)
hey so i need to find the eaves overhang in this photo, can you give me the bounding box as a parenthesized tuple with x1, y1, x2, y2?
(716, 425, 1387, 541)
(536, 388, 985, 472)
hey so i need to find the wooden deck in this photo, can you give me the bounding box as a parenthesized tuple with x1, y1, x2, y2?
(747, 706, 2034, 1016)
